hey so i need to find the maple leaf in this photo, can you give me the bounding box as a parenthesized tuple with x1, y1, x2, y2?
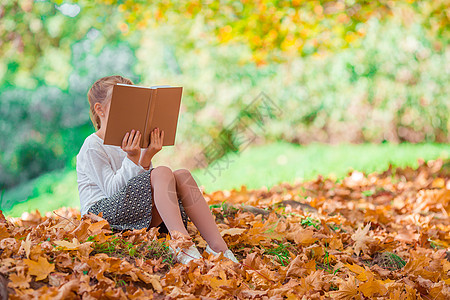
(8, 270, 31, 289)
(135, 270, 163, 292)
(329, 275, 359, 300)
(219, 227, 246, 236)
(351, 222, 372, 256)
(167, 230, 194, 250)
(344, 263, 370, 281)
(358, 272, 388, 297)
(24, 256, 55, 281)
(287, 227, 317, 246)
(54, 238, 93, 257)
(88, 219, 110, 235)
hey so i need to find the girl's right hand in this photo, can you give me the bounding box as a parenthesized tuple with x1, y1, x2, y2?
(147, 127, 164, 155)
(122, 129, 141, 165)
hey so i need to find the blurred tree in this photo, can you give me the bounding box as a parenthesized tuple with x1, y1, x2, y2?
(93, 0, 449, 65)
(0, 0, 124, 89)
(1, 0, 448, 89)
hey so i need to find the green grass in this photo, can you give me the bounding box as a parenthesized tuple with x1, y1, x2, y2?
(190, 141, 449, 192)
(1, 141, 448, 218)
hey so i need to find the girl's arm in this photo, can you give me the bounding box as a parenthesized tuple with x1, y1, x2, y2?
(139, 150, 155, 170)
(84, 148, 146, 197)
(140, 128, 163, 169)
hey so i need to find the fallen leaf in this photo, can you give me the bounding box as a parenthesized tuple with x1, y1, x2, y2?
(19, 232, 32, 259)
(351, 222, 372, 256)
(329, 275, 359, 299)
(220, 227, 246, 236)
(24, 256, 55, 281)
(358, 272, 387, 297)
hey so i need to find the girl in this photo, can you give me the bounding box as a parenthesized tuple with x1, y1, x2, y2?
(76, 75, 238, 264)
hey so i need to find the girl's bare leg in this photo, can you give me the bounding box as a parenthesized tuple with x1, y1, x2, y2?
(150, 166, 189, 236)
(173, 168, 228, 252)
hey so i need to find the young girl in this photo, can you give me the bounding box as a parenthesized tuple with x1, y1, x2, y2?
(76, 75, 238, 264)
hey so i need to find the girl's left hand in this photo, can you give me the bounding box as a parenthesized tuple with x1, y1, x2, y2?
(140, 128, 163, 169)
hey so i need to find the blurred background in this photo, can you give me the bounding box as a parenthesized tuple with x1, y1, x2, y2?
(0, 0, 449, 217)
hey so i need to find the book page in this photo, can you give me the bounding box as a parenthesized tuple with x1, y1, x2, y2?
(103, 84, 152, 147)
(146, 87, 183, 147)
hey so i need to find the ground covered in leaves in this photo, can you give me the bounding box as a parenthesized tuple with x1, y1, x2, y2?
(0, 159, 449, 299)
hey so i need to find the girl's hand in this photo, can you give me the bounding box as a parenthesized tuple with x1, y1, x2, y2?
(140, 128, 164, 169)
(148, 128, 164, 154)
(122, 129, 141, 166)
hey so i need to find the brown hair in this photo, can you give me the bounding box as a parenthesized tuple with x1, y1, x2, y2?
(87, 75, 134, 130)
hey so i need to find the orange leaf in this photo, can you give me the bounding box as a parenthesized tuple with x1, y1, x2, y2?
(291, 228, 317, 246)
(8, 270, 31, 289)
(345, 263, 369, 281)
(329, 275, 359, 299)
(88, 219, 110, 234)
(24, 256, 55, 281)
(358, 273, 387, 297)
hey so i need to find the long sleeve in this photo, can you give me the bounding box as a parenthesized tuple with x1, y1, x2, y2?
(84, 148, 146, 197)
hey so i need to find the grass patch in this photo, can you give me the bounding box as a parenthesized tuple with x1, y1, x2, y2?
(373, 252, 407, 271)
(191, 141, 449, 193)
(262, 242, 293, 266)
(2, 141, 448, 217)
(87, 235, 175, 266)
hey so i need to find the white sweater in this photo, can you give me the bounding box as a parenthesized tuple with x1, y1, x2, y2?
(76, 133, 153, 216)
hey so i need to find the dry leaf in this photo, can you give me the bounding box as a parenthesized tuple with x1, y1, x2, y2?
(351, 222, 372, 255)
(220, 227, 246, 236)
(24, 256, 55, 281)
(329, 275, 359, 299)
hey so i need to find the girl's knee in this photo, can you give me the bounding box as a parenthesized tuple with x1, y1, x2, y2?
(151, 166, 174, 182)
(173, 168, 191, 180)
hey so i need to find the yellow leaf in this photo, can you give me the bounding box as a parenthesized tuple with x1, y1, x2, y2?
(54, 238, 93, 256)
(329, 275, 359, 299)
(54, 239, 80, 250)
(220, 228, 246, 236)
(24, 256, 55, 281)
(344, 263, 369, 281)
(358, 273, 387, 297)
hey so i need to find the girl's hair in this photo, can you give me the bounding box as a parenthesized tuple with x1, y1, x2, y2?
(87, 75, 134, 130)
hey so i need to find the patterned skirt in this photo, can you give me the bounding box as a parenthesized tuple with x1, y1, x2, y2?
(87, 168, 189, 233)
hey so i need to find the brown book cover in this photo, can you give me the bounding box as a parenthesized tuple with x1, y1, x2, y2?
(103, 83, 183, 148)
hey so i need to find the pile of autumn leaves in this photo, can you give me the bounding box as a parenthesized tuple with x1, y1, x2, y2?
(0, 159, 449, 299)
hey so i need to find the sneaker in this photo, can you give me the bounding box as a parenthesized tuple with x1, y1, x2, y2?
(168, 243, 202, 265)
(205, 244, 239, 263)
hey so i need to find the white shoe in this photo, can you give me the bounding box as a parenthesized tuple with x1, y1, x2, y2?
(168, 243, 202, 265)
(205, 244, 239, 263)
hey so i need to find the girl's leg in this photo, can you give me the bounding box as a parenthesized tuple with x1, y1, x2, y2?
(148, 198, 163, 227)
(173, 168, 228, 252)
(150, 166, 190, 236)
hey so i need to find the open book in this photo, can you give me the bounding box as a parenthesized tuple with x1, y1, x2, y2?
(103, 83, 183, 148)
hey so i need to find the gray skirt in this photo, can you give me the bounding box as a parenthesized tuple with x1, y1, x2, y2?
(87, 168, 189, 232)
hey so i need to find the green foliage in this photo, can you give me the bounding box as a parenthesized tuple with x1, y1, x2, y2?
(262, 242, 292, 266)
(301, 217, 321, 230)
(94, 0, 449, 64)
(0, 1, 448, 199)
